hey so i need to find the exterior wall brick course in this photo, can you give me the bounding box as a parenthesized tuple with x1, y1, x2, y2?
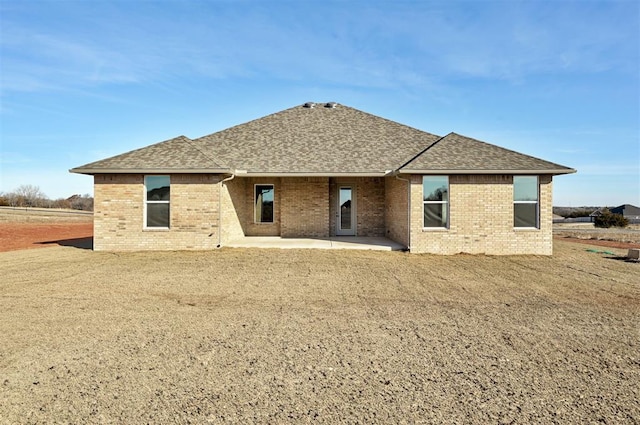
(93, 173, 554, 255)
(220, 177, 246, 243)
(329, 178, 385, 237)
(243, 178, 281, 236)
(281, 178, 330, 237)
(93, 174, 221, 251)
(384, 176, 409, 247)
(409, 174, 554, 255)
(356, 178, 385, 237)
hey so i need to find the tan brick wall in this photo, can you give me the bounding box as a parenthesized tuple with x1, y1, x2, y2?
(356, 178, 385, 237)
(94, 173, 552, 254)
(242, 178, 281, 236)
(93, 174, 221, 251)
(220, 176, 246, 243)
(328, 178, 386, 237)
(281, 177, 330, 237)
(409, 174, 554, 255)
(384, 176, 409, 247)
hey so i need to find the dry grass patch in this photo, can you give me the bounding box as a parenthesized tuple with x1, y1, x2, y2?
(1, 241, 638, 423)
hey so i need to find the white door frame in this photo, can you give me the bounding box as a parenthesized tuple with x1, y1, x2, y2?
(336, 185, 356, 236)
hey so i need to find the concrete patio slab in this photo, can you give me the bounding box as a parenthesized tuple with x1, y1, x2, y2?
(225, 236, 406, 251)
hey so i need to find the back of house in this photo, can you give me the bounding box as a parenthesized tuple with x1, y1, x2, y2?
(71, 102, 575, 254)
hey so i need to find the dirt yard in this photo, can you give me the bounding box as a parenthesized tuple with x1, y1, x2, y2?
(0, 208, 93, 252)
(553, 222, 640, 249)
(1, 239, 638, 423)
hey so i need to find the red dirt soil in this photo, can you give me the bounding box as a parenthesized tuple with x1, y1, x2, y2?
(1, 222, 637, 253)
(0, 223, 93, 252)
(553, 236, 640, 250)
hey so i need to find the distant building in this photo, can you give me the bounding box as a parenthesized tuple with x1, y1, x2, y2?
(590, 204, 640, 223)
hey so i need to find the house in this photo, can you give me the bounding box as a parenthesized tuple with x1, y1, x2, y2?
(70, 102, 575, 254)
(591, 204, 640, 223)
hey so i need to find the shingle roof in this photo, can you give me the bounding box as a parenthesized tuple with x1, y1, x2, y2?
(71, 135, 227, 173)
(400, 132, 574, 174)
(71, 103, 575, 176)
(192, 103, 440, 174)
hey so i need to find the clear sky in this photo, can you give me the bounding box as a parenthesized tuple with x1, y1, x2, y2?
(1, 0, 638, 206)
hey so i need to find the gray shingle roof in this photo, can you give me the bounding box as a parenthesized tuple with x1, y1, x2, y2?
(71, 135, 226, 173)
(400, 132, 574, 174)
(71, 103, 575, 176)
(192, 103, 440, 174)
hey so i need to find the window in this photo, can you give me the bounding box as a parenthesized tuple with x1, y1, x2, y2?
(145, 175, 170, 228)
(423, 176, 449, 228)
(514, 176, 539, 228)
(254, 184, 274, 223)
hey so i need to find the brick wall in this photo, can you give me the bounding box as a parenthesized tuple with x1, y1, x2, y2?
(356, 178, 385, 237)
(328, 178, 386, 237)
(94, 173, 552, 254)
(220, 176, 246, 243)
(241, 177, 281, 236)
(384, 176, 409, 247)
(409, 174, 554, 255)
(281, 177, 330, 237)
(93, 174, 220, 251)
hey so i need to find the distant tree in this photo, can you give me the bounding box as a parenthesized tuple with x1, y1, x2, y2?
(52, 197, 71, 209)
(1, 186, 92, 210)
(553, 207, 598, 218)
(12, 184, 47, 207)
(594, 208, 629, 228)
(566, 208, 597, 218)
(68, 194, 94, 211)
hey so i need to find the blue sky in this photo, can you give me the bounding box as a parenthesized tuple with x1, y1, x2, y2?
(1, 0, 638, 206)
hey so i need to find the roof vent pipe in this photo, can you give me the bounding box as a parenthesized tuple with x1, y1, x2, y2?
(303, 102, 315, 108)
(324, 102, 337, 108)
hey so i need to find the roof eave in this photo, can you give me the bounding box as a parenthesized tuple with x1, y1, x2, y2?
(398, 168, 577, 175)
(69, 167, 232, 175)
(234, 171, 392, 177)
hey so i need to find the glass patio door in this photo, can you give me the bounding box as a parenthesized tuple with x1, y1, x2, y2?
(337, 186, 356, 236)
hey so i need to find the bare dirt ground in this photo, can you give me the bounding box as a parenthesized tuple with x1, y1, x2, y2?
(553, 222, 640, 249)
(554, 236, 640, 250)
(1, 237, 639, 423)
(0, 208, 93, 252)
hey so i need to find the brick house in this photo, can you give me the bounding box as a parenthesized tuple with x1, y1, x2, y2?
(71, 102, 575, 254)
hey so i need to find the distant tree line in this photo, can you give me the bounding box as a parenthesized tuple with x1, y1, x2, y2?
(0, 184, 93, 211)
(553, 206, 629, 228)
(552, 207, 598, 218)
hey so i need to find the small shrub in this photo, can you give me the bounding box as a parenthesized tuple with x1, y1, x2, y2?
(594, 209, 629, 228)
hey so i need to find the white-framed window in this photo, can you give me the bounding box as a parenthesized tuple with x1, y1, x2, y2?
(145, 175, 170, 228)
(254, 184, 274, 223)
(423, 176, 449, 228)
(513, 176, 539, 228)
